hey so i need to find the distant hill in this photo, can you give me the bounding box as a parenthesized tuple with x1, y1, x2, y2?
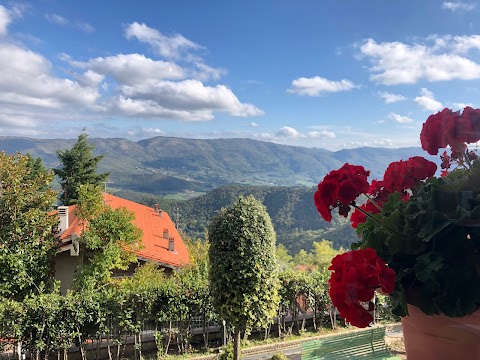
(0, 135, 438, 197)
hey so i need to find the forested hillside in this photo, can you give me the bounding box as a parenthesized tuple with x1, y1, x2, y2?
(114, 185, 359, 254)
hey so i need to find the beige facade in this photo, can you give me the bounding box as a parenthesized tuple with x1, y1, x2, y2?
(55, 250, 82, 294)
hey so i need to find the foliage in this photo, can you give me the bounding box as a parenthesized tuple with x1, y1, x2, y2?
(0, 152, 57, 300)
(209, 196, 280, 359)
(218, 341, 234, 360)
(312, 240, 343, 268)
(54, 132, 109, 205)
(271, 353, 289, 360)
(73, 187, 143, 290)
(276, 244, 293, 270)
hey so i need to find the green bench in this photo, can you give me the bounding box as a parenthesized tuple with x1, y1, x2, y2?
(301, 327, 401, 359)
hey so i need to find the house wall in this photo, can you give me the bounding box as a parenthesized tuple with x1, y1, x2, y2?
(55, 251, 82, 294)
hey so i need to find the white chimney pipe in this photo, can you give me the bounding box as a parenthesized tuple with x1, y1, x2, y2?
(58, 206, 69, 235)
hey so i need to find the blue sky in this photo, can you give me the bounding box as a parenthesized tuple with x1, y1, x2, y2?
(1, 1, 480, 149)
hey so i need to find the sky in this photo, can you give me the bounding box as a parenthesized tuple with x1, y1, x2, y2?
(1, 0, 480, 150)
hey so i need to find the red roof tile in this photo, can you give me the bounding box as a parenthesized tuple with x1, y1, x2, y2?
(57, 194, 189, 268)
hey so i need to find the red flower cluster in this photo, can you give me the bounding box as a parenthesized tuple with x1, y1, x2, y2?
(328, 249, 395, 328)
(315, 156, 436, 228)
(314, 164, 370, 222)
(383, 156, 437, 193)
(420, 107, 480, 156)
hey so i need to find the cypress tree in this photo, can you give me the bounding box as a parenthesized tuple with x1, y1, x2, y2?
(54, 132, 109, 205)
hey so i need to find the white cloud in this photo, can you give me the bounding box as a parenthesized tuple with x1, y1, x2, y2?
(0, 5, 11, 36)
(276, 126, 301, 138)
(415, 88, 443, 111)
(0, 20, 263, 127)
(442, 2, 475, 11)
(288, 76, 357, 96)
(388, 113, 414, 124)
(45, 13, 68, 25)
(78, 70, 104, 87)
(192, 62, 226, 81)
(125, 22, 202, 60)
(127, 127, 165, 137)
(378, 91, 407, 104)
(77, 22, 95, 33)
(0, 43, 100, 109)
(113, 97, 214, 121)
(45, 13, 94, 33)
(255, 127, 336, 141)
(449, 35, 480, 53)
(69, 53, 186, 85)
(118, 79, 264, 118)
(359, 38, 480, 85)
(374, 138, 394, 146)
(452, 102, 474, 109)
(249, 122, 260, 127)
(307, 130, 336, 139)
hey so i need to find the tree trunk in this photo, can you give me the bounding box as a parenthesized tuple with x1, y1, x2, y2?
(107, 331, 112, 360)
(17, 340, 22, 360)
(202, 312, 208, 350)
(77, 330, 85, 360)
(138, 331, 142, 360)
(163, 321, 172, 356)
(134, 333, 137, 360)
(97, 335, 101, 360)
(233, 328, 241, 360)
(277, 313, 282, 338)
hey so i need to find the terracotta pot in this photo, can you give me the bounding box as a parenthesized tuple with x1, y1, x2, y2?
(401, 304, 480, 360)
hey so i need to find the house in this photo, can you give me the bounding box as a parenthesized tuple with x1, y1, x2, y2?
(54, 193, 190, 293)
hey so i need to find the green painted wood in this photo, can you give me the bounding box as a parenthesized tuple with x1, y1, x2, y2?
(301, 327, 401, 360)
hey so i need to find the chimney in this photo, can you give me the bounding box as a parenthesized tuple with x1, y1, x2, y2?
(168, 237, 175, 252)
(154, 204, 159, 213)
(163, 228, 169, 239)
(58, 206, 69, 235)
(158, 210, 163, 218)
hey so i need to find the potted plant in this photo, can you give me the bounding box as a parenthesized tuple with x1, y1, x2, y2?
(314, 107, 480, 359)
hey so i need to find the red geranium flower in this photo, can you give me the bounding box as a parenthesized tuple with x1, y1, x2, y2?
(314, 163, 370, 222)
(421, 107, 480, 156)
(383, 157, 436, 193)
(328, 249, 395, 328)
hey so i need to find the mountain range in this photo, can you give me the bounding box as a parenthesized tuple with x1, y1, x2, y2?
(0, 135, 437, 199)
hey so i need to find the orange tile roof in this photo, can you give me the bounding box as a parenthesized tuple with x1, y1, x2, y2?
(57, 194, 189, 268)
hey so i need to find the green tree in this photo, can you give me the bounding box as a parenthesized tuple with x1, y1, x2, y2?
(54, 132, 109, 205)
(0, 152, 57, 300)
(208, 196, 280, 360)
(312, 240, 341, 268)
(292, 249, 315, 266)
(276, 244, 293, 271)
(73, 186, 142, 291)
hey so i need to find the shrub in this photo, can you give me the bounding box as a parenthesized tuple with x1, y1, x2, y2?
(218, 341, 234, 360)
